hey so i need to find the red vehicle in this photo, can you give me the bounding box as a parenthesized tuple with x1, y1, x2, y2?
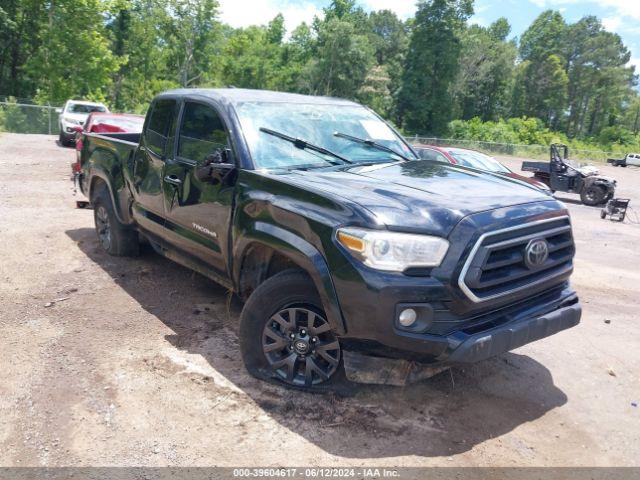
(74, 113, 145, 155)
(413, 144, 551, 193)
(72, 113, 145, 207)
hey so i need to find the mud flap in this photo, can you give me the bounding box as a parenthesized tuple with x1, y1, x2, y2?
(342, 350, 448, 386)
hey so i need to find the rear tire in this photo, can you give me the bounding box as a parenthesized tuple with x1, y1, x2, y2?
(580, 185, 607, 206)
(239, 270, 343, 391)
(91, 186, 139, 256)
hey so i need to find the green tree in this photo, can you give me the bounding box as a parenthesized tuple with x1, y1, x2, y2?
(0, 0, 47, 99)
(397, 0, 473, 134)
(306, 17, 374, 98)
(368, 10, 408, 66)
(266, 13, 285, 45)
(357, 64, 393, 115)
(106, 0, 178, 112)
(279, 22, 314, 91)
(452, 20, 517, 121)
(26, 0, 121, 104)
(321, 0, 368, 29)
(511, 54, 568, 127)
(164, 0, 221, 87)
(519, 10, 566, 62)
(488, 17, 510, 41)
(564, 17, 635, 137)
(220, 19, 294, 91)
(513, 10, 569, 128)
(366, 10, 408, 119)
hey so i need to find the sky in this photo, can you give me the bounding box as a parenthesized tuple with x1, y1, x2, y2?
(217, 0, 640, 71)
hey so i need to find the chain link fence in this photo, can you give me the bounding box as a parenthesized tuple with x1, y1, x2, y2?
(0, 97, 62, 135)
(409, 136, 615, 163)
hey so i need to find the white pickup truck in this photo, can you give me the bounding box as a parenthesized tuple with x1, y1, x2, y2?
(608, 153, 640, 167)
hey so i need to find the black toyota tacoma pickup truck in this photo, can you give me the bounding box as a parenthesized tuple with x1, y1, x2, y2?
(77, 88, 581, 389)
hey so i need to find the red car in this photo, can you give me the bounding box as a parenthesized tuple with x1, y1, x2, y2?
(74, 112, 145, 154)
(413, 144, 551, 193)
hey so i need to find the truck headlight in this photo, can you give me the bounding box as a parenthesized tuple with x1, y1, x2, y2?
(336, 227, 449, 272)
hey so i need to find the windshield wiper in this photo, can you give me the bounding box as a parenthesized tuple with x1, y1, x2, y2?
(259, 127, 353, 166)
(333, 132, 413, 162)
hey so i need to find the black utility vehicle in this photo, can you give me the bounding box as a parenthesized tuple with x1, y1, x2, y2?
(77, 89, 581, 390)
(522, 144, 616, 206)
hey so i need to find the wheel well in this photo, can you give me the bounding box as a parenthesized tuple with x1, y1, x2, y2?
(89, 176, 107, 202)
(238, 244, 309, 301)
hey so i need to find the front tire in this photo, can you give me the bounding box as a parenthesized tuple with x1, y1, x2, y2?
(581, 185, 607, 206)
(91, 186, 139, 256)
(239, 270, 342, 390)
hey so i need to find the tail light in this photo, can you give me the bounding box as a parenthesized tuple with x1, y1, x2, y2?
(72, 161, 81, 174)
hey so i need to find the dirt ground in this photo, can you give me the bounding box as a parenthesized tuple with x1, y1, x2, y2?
(0, 132, 639, 467)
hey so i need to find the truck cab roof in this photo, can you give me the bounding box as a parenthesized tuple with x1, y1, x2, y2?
(158, 88, 360, 108)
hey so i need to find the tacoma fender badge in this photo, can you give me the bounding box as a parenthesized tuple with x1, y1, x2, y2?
(192, 223, 217, 238)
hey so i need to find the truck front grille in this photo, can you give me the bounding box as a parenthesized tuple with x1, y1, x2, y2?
(458, 216, 574, 303)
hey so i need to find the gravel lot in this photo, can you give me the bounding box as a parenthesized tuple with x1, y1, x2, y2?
(0, 132, 639, 467)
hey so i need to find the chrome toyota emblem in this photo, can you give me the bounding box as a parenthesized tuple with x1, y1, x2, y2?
(524, 239, 549, 269)
(294, 341, 309, 353)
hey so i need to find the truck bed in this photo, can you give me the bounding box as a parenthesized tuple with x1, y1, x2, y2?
(79, 132, 141, 200)
(89, 132, 141, 145)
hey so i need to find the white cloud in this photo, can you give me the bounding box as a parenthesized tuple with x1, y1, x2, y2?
(217, 0, 321, 33)
(602, 16, 622, 32)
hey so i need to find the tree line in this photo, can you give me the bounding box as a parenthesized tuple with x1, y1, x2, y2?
(1, 0, 638, 146)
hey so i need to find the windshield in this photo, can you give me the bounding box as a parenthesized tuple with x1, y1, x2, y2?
(446, 149, 510, 173)
(235, 102, 416, 169)
(68, 103, 107, 114)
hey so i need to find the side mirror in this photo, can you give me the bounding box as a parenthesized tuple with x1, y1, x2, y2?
(196, 148, 235, 182)
(55, 108, 62, 114)
(205, 148, 234, 167)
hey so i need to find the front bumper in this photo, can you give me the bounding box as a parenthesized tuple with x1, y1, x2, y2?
(339, 284, 581, 364)
(60, 121, 82, 140)
(446, 299, 580, 363)
(60, 129, 76, 141)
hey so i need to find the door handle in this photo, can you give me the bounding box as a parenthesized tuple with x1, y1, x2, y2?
(164, 174, 182, 186)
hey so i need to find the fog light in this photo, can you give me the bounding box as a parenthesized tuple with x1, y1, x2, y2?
(398, 308, 417, 327)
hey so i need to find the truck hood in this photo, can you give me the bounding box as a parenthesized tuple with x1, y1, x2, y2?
(283, 161, 556, 237)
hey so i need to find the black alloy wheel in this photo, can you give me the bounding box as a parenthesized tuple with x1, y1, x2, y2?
(261, 306, 340, 387)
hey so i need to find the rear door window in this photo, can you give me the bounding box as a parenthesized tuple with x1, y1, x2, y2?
(145, 99, 177, 157)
